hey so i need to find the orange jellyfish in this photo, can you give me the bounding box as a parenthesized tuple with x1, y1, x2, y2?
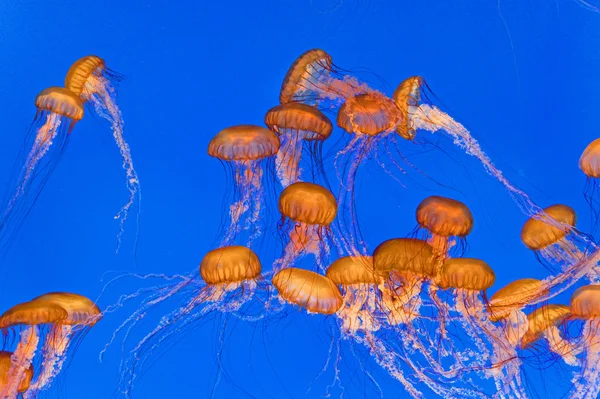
(325, 256, 383, 334)
(580, 138, 600, 225)
(521, 204, 586, 273)
(570, 285, 600, 398)
(272, 267, 342, 315)
(106, 245, 265, 395)
(0, 351, 33, 397)
(65, 56, 139, 248)
(486, 278, 548, 397)
(208, 125, 280, 246)
(334, 93, 401, 254)
(519, 304, 576, 366)
(279, 49, 375, 107)
(264, 103, 332, 187)
(274, 182, 337, 272)
(0, 87, 83, 255)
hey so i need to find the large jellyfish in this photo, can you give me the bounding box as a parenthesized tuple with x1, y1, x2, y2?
(274, 182, 337, 272)
(264, 103, 332, 187)
(279, 49, 376, 107)
(0, 293, 99, 398)
(569, 285, 600, 398)
(208, 125, 280, 246)
(107, 245, 267, 395)
(0, 87, 83, 254)
(325, 255, 382, 334)
(521, 204, 588, 273)
(65, 55, 140, 248)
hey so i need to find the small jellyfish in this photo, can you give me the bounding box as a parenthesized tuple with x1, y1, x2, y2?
(265, 103, 332, 187)
(520, 304, 576, 366)
(521, 204, 585, 273)
(325, 256, 383, 334)
(392, 76, 424, 141)
(0, 351, 33, 397)
(487, 278, 547, 397)
(579, 138, 600, 227)
(274, 182, 337, 272)
(0, 87, 84, 255)
(272, 267, 343, 315)
(208, 125, 280, 246)
(570, 285, 600, 398)
(279, 49, 375, 107)
(372, 238, 435, 326)
(107, 245, 266, 395)
(335, 93, 401, 254)
(65, 56, 139, 248)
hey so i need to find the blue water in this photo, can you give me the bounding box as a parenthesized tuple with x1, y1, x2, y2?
(0, 1, 598, 397)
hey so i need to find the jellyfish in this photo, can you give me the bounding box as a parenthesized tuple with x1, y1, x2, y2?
(569, 285, 600, 398)
(279, 49, 375, 107)
(23, 293, 100, 397)
(65, 56, 140, 248)
(325, 256, 383, 334)
(0, 351, 33, 398)
(264, 103, 332, 187)
(208, 125, 280, 246)
(272, 267, 343, 315)
(519, 304, 577, 366)
(486, 278, 548, 397)
(580, 138, 600, 225)
(521, 204, 587, 273)
(274, 182, 337, 272)
(0, 87, 83, 254)
(334, 93, 401, 254)
(106, 245, 267, 395)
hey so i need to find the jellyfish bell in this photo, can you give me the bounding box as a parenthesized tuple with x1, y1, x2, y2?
(65, 55, 139, 251)
(275, 182, 337, 272)
(208, 125, 280, 246)
(34, 87, 84, 124)
(326, 256, 383, 333)
(279, 49, 374, 107)
(488, 278, 546, 323)
(438, 258, 495, 292)
(265, 103, 332, 187)
(337, 93, 401, 137)
(579, 138, 600, 179)
(31, 292, 101, 326)
(272, 268, 343, 315)
(521, 205, 583, 272)
(392, 76, 425, 141)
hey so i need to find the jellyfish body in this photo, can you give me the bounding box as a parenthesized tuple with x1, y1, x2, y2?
(279, 49, 374, 107)
(265, 103, 332, 187)
(335, 93, 401, 254)
(272, 267, 343, 315)
(521, 205, 585, 274)
(570, 285, 600, 398)
(274, 182, 337, 272)
(580, 139, 600, 226)
(0, 87, 83, 255)
(208, 125, 280, 246)
(326, 256, 382, 334)
(65, 56, 140, 247)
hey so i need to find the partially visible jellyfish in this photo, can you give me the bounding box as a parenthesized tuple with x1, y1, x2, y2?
(392, 76, 423, 141)
(0, 351, 33, 398)
(415, 195, 474, 277)
(272, 267, 343, 315)
(0, 300, 68, 398)
(107, 245, 267, 395)
(274, 182, 337, 272)
(372, 238, 435, 326)
(65, 56, 140, 248)
(580, 139, 600, 232)
(519, 304, 577, 366)
(264, 103, 332, 187)
(24, 293, 100, 396)
(570, 285, 600, 398)
(521, 204, 586, 273)
(208, 125, 280, 246)
(279, 49, 375, 107)
(0, 87, 83, 254)
(487, 278, 547, 397)
(335, 93, 401, 254)
(325, 256, 382, 334)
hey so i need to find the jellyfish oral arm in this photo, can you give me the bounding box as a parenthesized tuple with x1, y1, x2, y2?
(28, 324, 73, 393)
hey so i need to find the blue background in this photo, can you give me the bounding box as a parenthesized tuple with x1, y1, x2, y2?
(0, 0, 598, 397)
